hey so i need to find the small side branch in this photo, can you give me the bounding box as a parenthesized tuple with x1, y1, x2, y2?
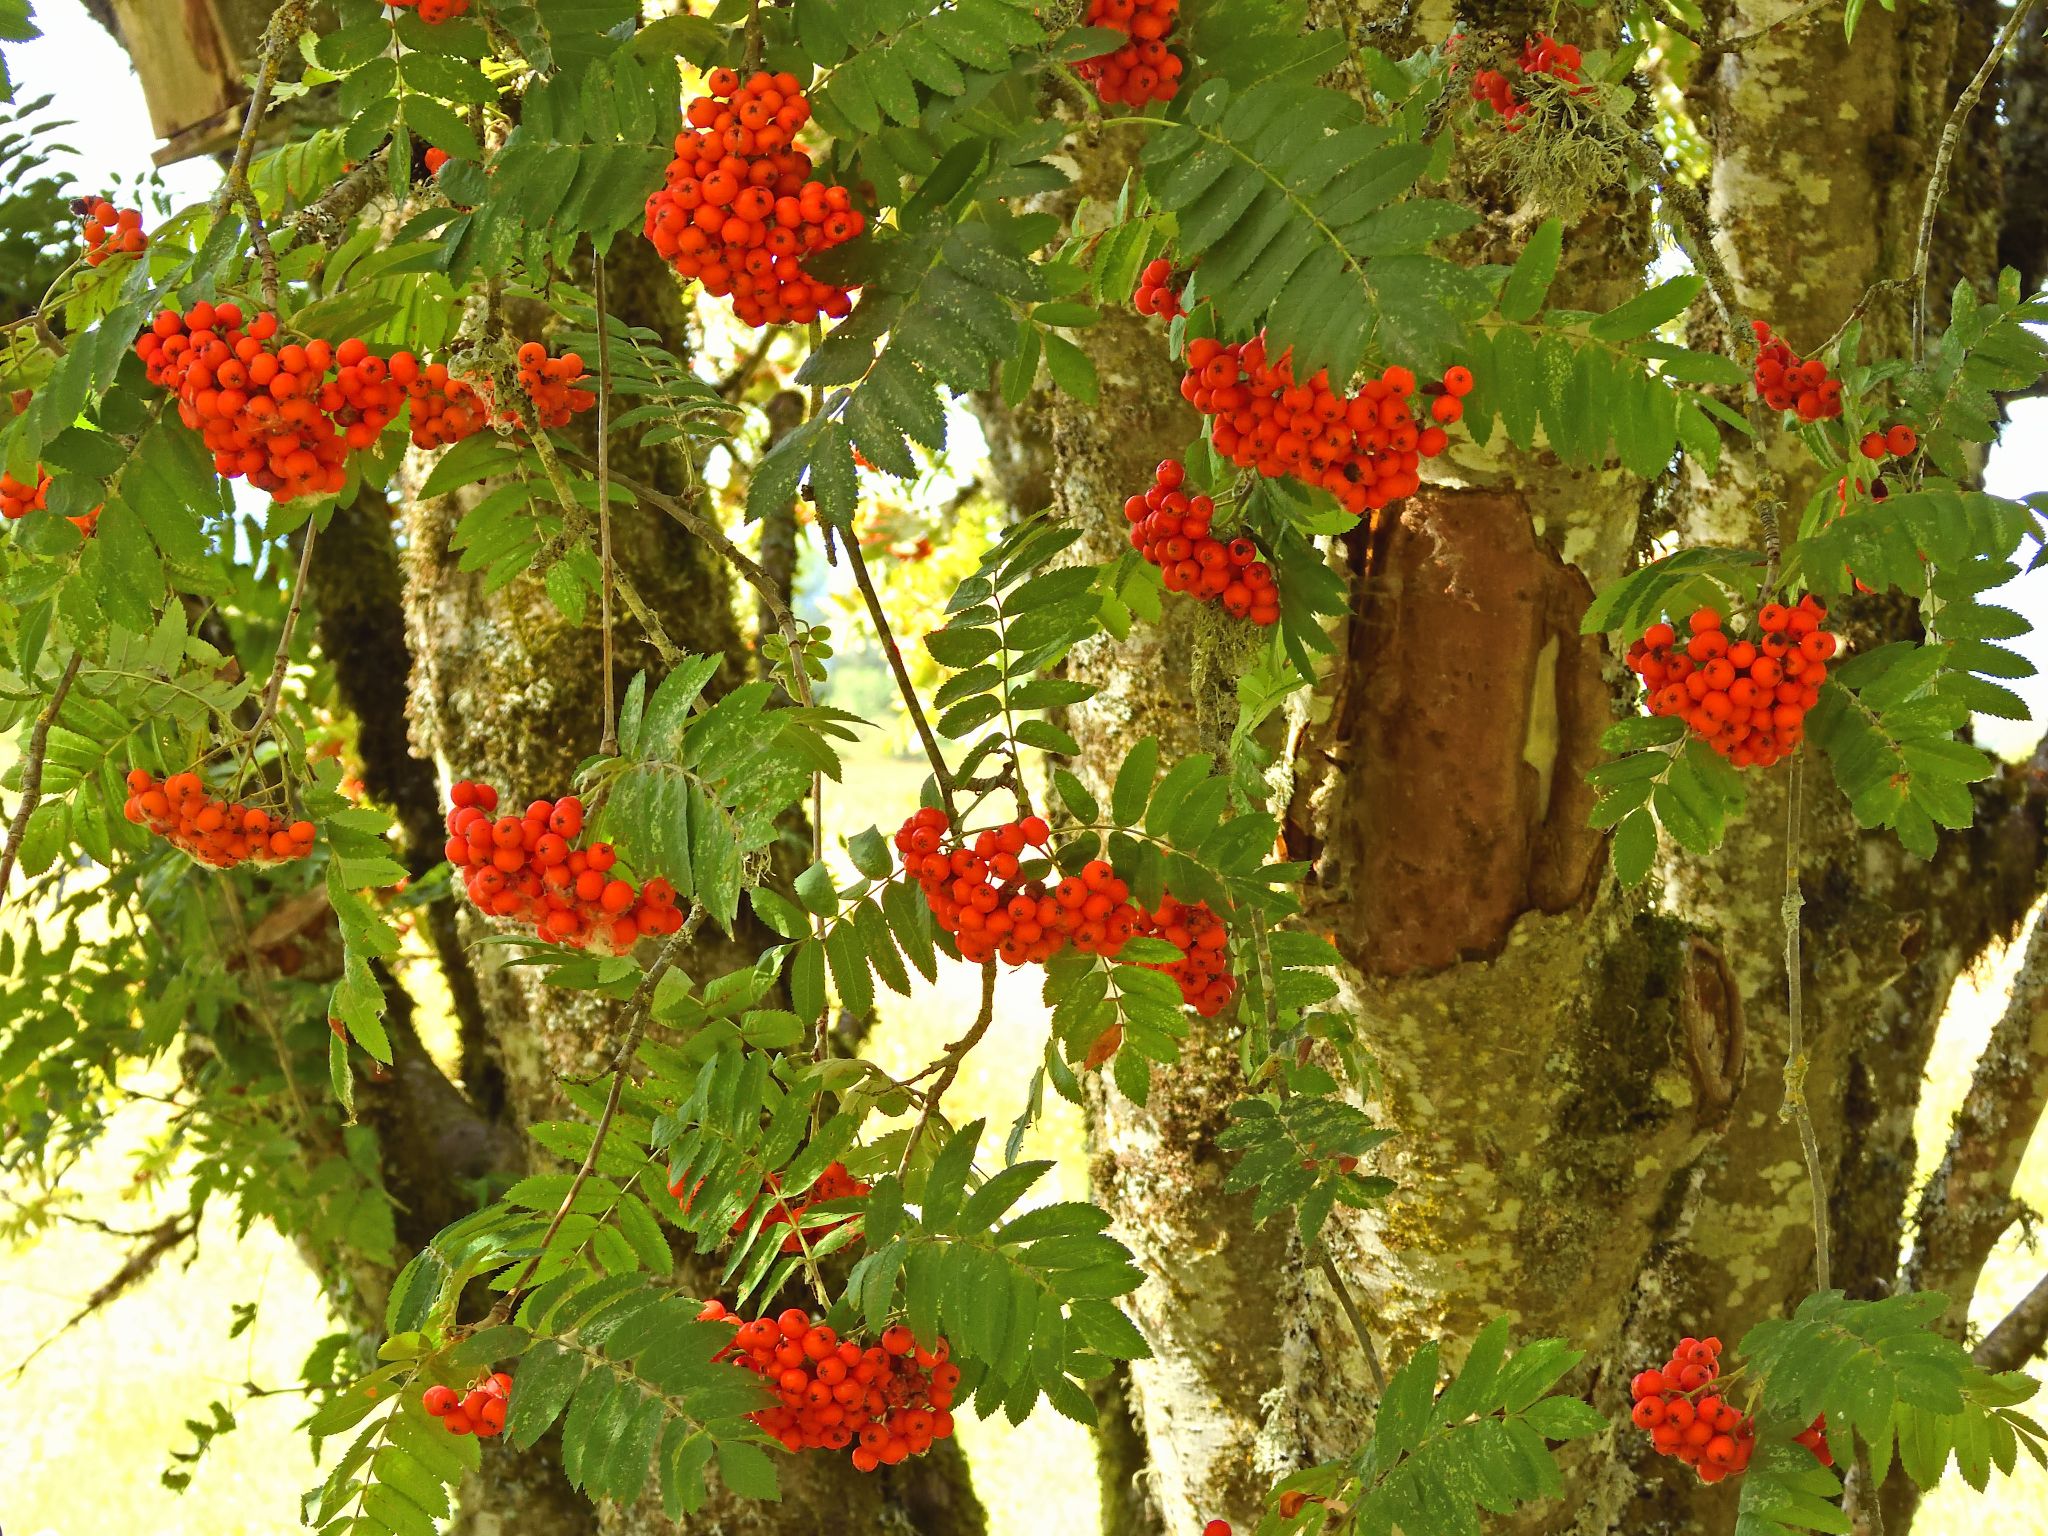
(898, 962, 998, 1177)
(1682, 0, 1838, 63)
(1913, 0, 2041, 359)
(1780, 758, 1833, 1292)
(213, 1, 313, 220)
(0, 650, 84, 902)
(1902, 907, 2048, 1321)
(245, 522, 319, 753)
(1316, 1249, 1388, 1393)
(1976, 1270, 2048, 1372)
(844, 533, 958, 815)
(594, 255, 618, 757)
(498, 910, 703, 1311)
(567, 455, 815, 709)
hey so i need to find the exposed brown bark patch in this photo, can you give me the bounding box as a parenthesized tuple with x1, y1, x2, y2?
(1308, 489, 1609, 977)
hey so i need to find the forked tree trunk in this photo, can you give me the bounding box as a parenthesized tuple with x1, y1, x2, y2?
(993, 4, 2048, 1533)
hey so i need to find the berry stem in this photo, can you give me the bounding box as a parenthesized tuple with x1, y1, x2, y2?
(1912, 0, 2039, 361)
(498, 909, 704, 1314)
(594, 254, 618, 758)
(0, 649, 83, 903)
(898, 961, 998, 1179)
(566, 455, 817, 709)
(846, 533, 960, 818)
(237, 521, 320, 788)
(1316, 1249, 1388, 1393)
(212, 1, 313, 224)
(1780, 753, 1832, 1292)
(743, 0, 766, 73)
(232, 181, 283, 314)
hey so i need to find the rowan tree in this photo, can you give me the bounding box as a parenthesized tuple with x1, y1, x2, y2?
(3, 2, 2048, 1535)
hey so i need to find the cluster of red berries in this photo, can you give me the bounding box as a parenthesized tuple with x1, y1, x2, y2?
(669, 1160, 870, 1255)
(121, 768, 316, 869)
(0, 468, 47, 521)
(644, 69, 864, 328)
(1521, 32, 1589, 87)
(1752, 322, 1843, 423)
(1630, 1338, 1754, 1482)
(0, 467, 90, 532)
(1629, 1337, 1831, 1485)
(1470, 67, 1526, 129)
(136, 305, 597, 501)
(1858, 423, 1919, 461)
(896, 808, 1151, 967)
(443, 781, 686, 954)
(422, 1370, 511, 1438)
(388, 0, 470, 23)
(513, 341, 596, 427)
(79, 199, 146, 265)
(401, 360, 492, 449)
(1132, 894, 1235, 1016)
(137, 304, 352, 502)
(1125, 459, 1280, 625)
(1470, 34, 1591, 129)
(1132, 257, 1185, 321)
(1074, 0, 1184, 106)
(1626, 599, 1838, 769)
(699, 1303, 959, 1472)
(1181, 336, 1468, 516)
(1204, 1524, 1231, 1536)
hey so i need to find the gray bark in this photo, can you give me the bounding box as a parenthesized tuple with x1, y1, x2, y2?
(986, 5, 2048, 1533)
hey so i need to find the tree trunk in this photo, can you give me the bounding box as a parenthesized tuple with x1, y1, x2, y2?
(982, 5, 2048, 1533)
(94, 14, 990, 1530)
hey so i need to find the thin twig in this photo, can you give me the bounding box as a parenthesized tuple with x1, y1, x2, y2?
(1780, 754, 1832, 1291)
(498, 911, 703, 1313)
(845, 534, 958, 815)
(1913, 0, 2040, 360)
(213, 1, 312, 222)
(243, 523, 319, 755)
(570, 454, 816, 708)
(233, 182, 282, 313)
(0, 651, 84, 901)
(595, 255, 618, 757)
(528, 427, 684, 664)
(285, 151, 388, 251)
(717, 328, 779, 403)
(1976, 1270, 2048, 1373)
(898, 963, 998, 1178)
(214, 880, 313, 1128)
(1316, 1250, 1387, 1392)
(743, 0, 766, 73)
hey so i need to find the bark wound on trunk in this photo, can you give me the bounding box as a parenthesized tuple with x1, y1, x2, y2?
(1299, 488, 1608, 976)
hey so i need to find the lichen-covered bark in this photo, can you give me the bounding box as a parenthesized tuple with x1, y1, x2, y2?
(996, 6, 2048, 1535)
(400, 243, 988, 1536)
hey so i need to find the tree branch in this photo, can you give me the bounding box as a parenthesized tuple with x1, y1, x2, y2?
(898, 962, 998, 1177)
(1782, 756, 1833, 1292)
(0, 650, 84, 902)
(496, 910, 704, 1312)
(1914, 0, 2041, 358)
(212, 1, 312, 221)
(564, 453, 817, 709)
(1902, 905, 2048, 1328)
(844, 531, 958, 816)
(1976, 1269, 2048, 1372)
